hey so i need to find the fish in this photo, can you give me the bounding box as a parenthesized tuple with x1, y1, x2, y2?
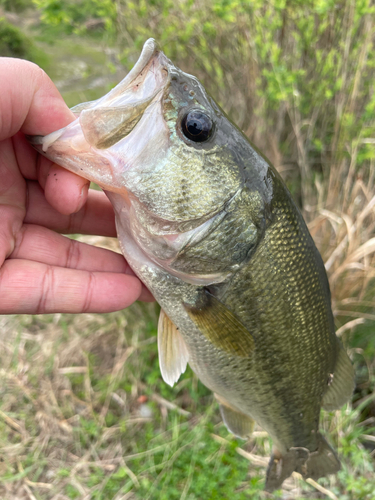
(28, 38, 355, 491)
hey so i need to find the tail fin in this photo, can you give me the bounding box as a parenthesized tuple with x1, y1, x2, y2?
(265, 434, 340, 491)
(302, 433, 341, 480)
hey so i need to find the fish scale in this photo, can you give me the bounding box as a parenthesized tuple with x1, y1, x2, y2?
(28, 38, 355, 491)
(220, 188, 335, 443)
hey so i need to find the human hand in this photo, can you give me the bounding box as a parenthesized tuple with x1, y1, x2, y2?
(0, 58, 152, 314)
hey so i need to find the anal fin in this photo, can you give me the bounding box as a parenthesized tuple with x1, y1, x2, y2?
(158, 309, 189, 387)
(215, 394, 254, 439)
(322, 343, 355, 411)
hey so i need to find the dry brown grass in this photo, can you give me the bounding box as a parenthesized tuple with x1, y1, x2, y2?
(309, 166, 375, 323)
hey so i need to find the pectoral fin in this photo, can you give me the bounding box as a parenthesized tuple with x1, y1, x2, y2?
(215, 394, 254, 438)
(183, 291, 254, 357)
(322, 343, 355, 411)
(158, 309, 189, 387)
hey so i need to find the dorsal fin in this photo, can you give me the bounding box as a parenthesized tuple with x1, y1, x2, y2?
(158, 309, 189, 387)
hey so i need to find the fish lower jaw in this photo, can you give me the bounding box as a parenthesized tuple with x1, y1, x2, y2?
(117, 200, 233, 286)
(112, 214, 232, 288)
(124, 232, 231, 286)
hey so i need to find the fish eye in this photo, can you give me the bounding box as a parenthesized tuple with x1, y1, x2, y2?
(181, 111, 213, 143)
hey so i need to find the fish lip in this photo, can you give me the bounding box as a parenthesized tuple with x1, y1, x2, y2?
(95, 38, 171, 110)
(107, 38, 163, 97)
(123, 38, 160, 85)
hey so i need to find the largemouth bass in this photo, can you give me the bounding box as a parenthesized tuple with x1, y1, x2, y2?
(29, 39, 355, 491)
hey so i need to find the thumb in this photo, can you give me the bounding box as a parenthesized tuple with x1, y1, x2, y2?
(0, 57, 75, 140)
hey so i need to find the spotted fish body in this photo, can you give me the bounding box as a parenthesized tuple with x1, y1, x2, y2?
(29, 39, 354, 490)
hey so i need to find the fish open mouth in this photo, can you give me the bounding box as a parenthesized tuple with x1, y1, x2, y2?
(28, 39, 171, 191)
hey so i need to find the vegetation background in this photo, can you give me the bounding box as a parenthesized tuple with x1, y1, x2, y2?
(1, 0, 375, 498)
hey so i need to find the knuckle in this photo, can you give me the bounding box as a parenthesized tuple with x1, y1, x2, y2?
(11, 225, 26, 259)
(82, 271, 95, 313)
(66, 238, 81, 269)
(37, 265, 55, 314)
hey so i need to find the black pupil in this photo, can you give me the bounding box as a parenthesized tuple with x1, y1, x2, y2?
(182, 111, 212, 142)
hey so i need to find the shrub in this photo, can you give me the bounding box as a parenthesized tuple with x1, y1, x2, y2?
(0, 17, 35, 59)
